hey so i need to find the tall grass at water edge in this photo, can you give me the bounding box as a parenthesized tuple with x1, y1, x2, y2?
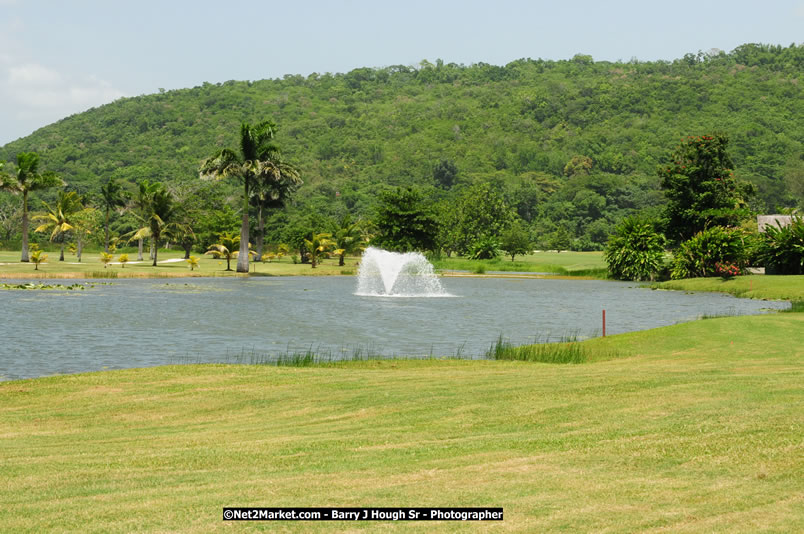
(191, 335, 603, 368)
(485, 333, 592, 364)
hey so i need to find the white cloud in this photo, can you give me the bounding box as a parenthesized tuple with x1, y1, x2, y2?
(1, 61, 127, 142)
(9, 63, 62, 85)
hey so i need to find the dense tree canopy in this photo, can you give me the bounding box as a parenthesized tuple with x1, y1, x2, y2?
(0, 43, 801, 255)
(659, 134, 754, 243)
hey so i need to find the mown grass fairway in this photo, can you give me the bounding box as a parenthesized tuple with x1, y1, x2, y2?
(2, 312, 802, 533)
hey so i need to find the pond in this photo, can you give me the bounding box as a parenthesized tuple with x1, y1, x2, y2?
(0, 276, 789, 380)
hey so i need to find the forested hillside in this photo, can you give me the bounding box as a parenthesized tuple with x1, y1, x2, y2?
(1, 43, 802, 250)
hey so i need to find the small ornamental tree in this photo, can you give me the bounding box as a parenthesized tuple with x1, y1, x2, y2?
(117, 253, 129, 268)
(659, 134, 754, 243)
(605, 216, 666, 281)
(99, 252, 114, 268)
(500, 220, 532, 262)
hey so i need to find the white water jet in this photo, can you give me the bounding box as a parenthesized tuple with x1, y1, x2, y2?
(355, 247, 450, 297)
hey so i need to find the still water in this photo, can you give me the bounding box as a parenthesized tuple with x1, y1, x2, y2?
(0, 277, 789, 380)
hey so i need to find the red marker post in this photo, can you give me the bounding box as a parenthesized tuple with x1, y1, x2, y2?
(602, 309, 606, 338)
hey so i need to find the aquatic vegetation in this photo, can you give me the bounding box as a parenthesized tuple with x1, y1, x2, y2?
(0, 282, 93, 291)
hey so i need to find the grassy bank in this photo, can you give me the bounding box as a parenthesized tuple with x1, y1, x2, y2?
(652, 274, 804, 301)
(433, 251, 608, 277)
(2, 312, 802, 532)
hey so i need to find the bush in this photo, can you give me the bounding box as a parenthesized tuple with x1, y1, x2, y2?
(671, 226, 749, 279)
(604, 216, 666, 281)
(757, 216, 804, 275)
(469, 237, 500, 260)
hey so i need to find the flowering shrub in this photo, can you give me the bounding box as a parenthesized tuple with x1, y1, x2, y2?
(671, 226, 748, 279)
(714, 261, 741, 279)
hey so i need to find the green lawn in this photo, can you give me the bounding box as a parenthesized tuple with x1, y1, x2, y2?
(0, 249, 605, 279)
(433, 251, 607, 276)
(0, 249, 358, 278)
(2, 311, 802, 532)
(653, 275, 804, 301)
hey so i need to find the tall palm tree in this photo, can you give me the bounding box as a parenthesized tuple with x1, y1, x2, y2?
(33, 191, 83, 261)
(200, 121, 301, 273)
(0, 153, 63, 261)
(251, 157, 302, 260)
(100, 177, 128, 253)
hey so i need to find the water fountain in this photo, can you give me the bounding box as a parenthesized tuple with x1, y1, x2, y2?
(355, 247, 450, 297)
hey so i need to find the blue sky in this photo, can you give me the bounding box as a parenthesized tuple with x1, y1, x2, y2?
(1, 0, 802, 145)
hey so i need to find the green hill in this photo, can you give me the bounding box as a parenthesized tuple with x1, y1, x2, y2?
(1, 43, 802, 248)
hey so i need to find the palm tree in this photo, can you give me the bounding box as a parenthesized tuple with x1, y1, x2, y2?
(0, 153, 63, 261)
(186, 256, 200, 271)
(205, 231, 241, 271)
(31, 250, 47, 270)
(100, 177, 128, 253)
(130, 180, 161, 260)
(33, 191, 83, 261)
(128, 184, 186, 266)
(304, 232, 334, 268)
(70, 207, 98, 262)
(333, 215, 366, 267)
(251, 156, 302, 260)
(200, 121, 301, 273)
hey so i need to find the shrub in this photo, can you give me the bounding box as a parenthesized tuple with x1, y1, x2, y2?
(756, 216, 804, 275)
(469, 237, 500, 260)
(671, 226, 749, 279)
(604, 216, 666, 281)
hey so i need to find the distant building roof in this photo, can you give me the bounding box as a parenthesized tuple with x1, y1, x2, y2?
(757, 215, 793, 233)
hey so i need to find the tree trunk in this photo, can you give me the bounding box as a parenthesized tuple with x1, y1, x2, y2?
(183, 245, 191, 259)
(152, 233, 159, 267)
(77, 237, 83, 262)
(256, 203, 264, 260)
(236, 181, 249, 273)
(339, 253, 345, 267)
(104, 208, 110, 253)
(21, 191, 29, 262)
(149, 240, 155, 260)
(137, 238, 143, 261)
(59, 240, 65, 261)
